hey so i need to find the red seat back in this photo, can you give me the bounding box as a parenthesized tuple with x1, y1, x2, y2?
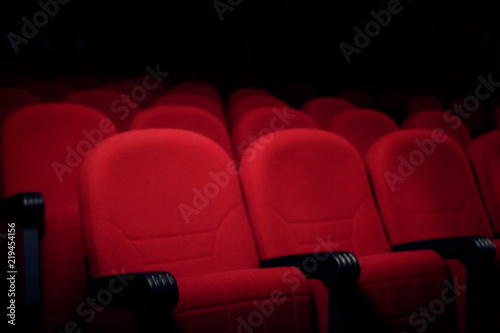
(2, 103, 117, 332)
(232, 106, 318, 160)
(155, 92, 224, 121)
(402, 110, 471, 150)
(327, 109, 399, 158)
(366, 129, 493, 246)
(239, 129, 391, 260)
(130, 105, 233, 157)
(79, 129, 260, 278)
(302, 97, 355, 128)
(64, 89, 141, 132)
(228, 94, 287, 128)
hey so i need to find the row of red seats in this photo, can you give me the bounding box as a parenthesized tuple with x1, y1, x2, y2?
(1, 84, 499, 333)
(2, 80, 500, 132)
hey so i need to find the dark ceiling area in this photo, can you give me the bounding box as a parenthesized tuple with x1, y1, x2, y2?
(1, 0, 498, 97)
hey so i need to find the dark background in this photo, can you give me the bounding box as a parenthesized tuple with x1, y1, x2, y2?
(0, 0, 499, 98)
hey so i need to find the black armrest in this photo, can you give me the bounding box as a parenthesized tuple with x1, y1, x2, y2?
(261, 252, 360, 289)
(1, 192, 44, 306)
(87, 271, 179, 314)
(392, 236, 496, 266)
(0, 192, 44, 224)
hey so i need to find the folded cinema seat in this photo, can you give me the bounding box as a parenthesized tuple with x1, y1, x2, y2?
(130, 104, 234, 158)
(239, 129, 459, 333)
(78, 129, 316, 333)
(0, 103, 117, 332)
(366, 129, 499, 333)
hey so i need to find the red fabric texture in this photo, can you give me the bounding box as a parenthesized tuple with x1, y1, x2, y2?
(228, 95, 288, 128)
(302, 97, 355, 128)
(2, 103, 117, 332)
(64, 89, 141, 132)
(0, 87, 40, 197)
(231, 106, 319, 160)
(407, 95, 443, 114)
(239, 129, 457, 333)
(449, 96, 485, 134)
(174, 81, 222, 107)
(402, 110, 471, 150)
(366, 129, 494, 246)
(101, 78, 157, 108)
(79, 129, 314, 332)
(155, 92, 224, 121)
(467, 130, 500, 234)
(226, 88, 272, 111)
(130, 105, 234, 158)
(327, 109, 399, 158)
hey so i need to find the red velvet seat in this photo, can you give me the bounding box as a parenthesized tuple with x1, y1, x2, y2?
(327, 108, 399, 158)
(402, 110, 471, 150)
(155, 92, 224, 122)
(407, 94, 443, 114)
(239, 129, 458, 333)
(79, 129, 315, 333)
(64, 89, 141, 132)
(226, 87, 272, 111)
(231, 106, 318, 160)
(228, 94, 288, 129)
(366, 129, 500, 332)
(467, 130, 500, 236)
(302, 97, 355, 128)
(449, 96, 486, 135)
(130, 105, 234, 158)
(101, 77, 159, 109)
(174, 81, 222, 106)
(0, 87, 40, 197)
(1, 103, 117, 332)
